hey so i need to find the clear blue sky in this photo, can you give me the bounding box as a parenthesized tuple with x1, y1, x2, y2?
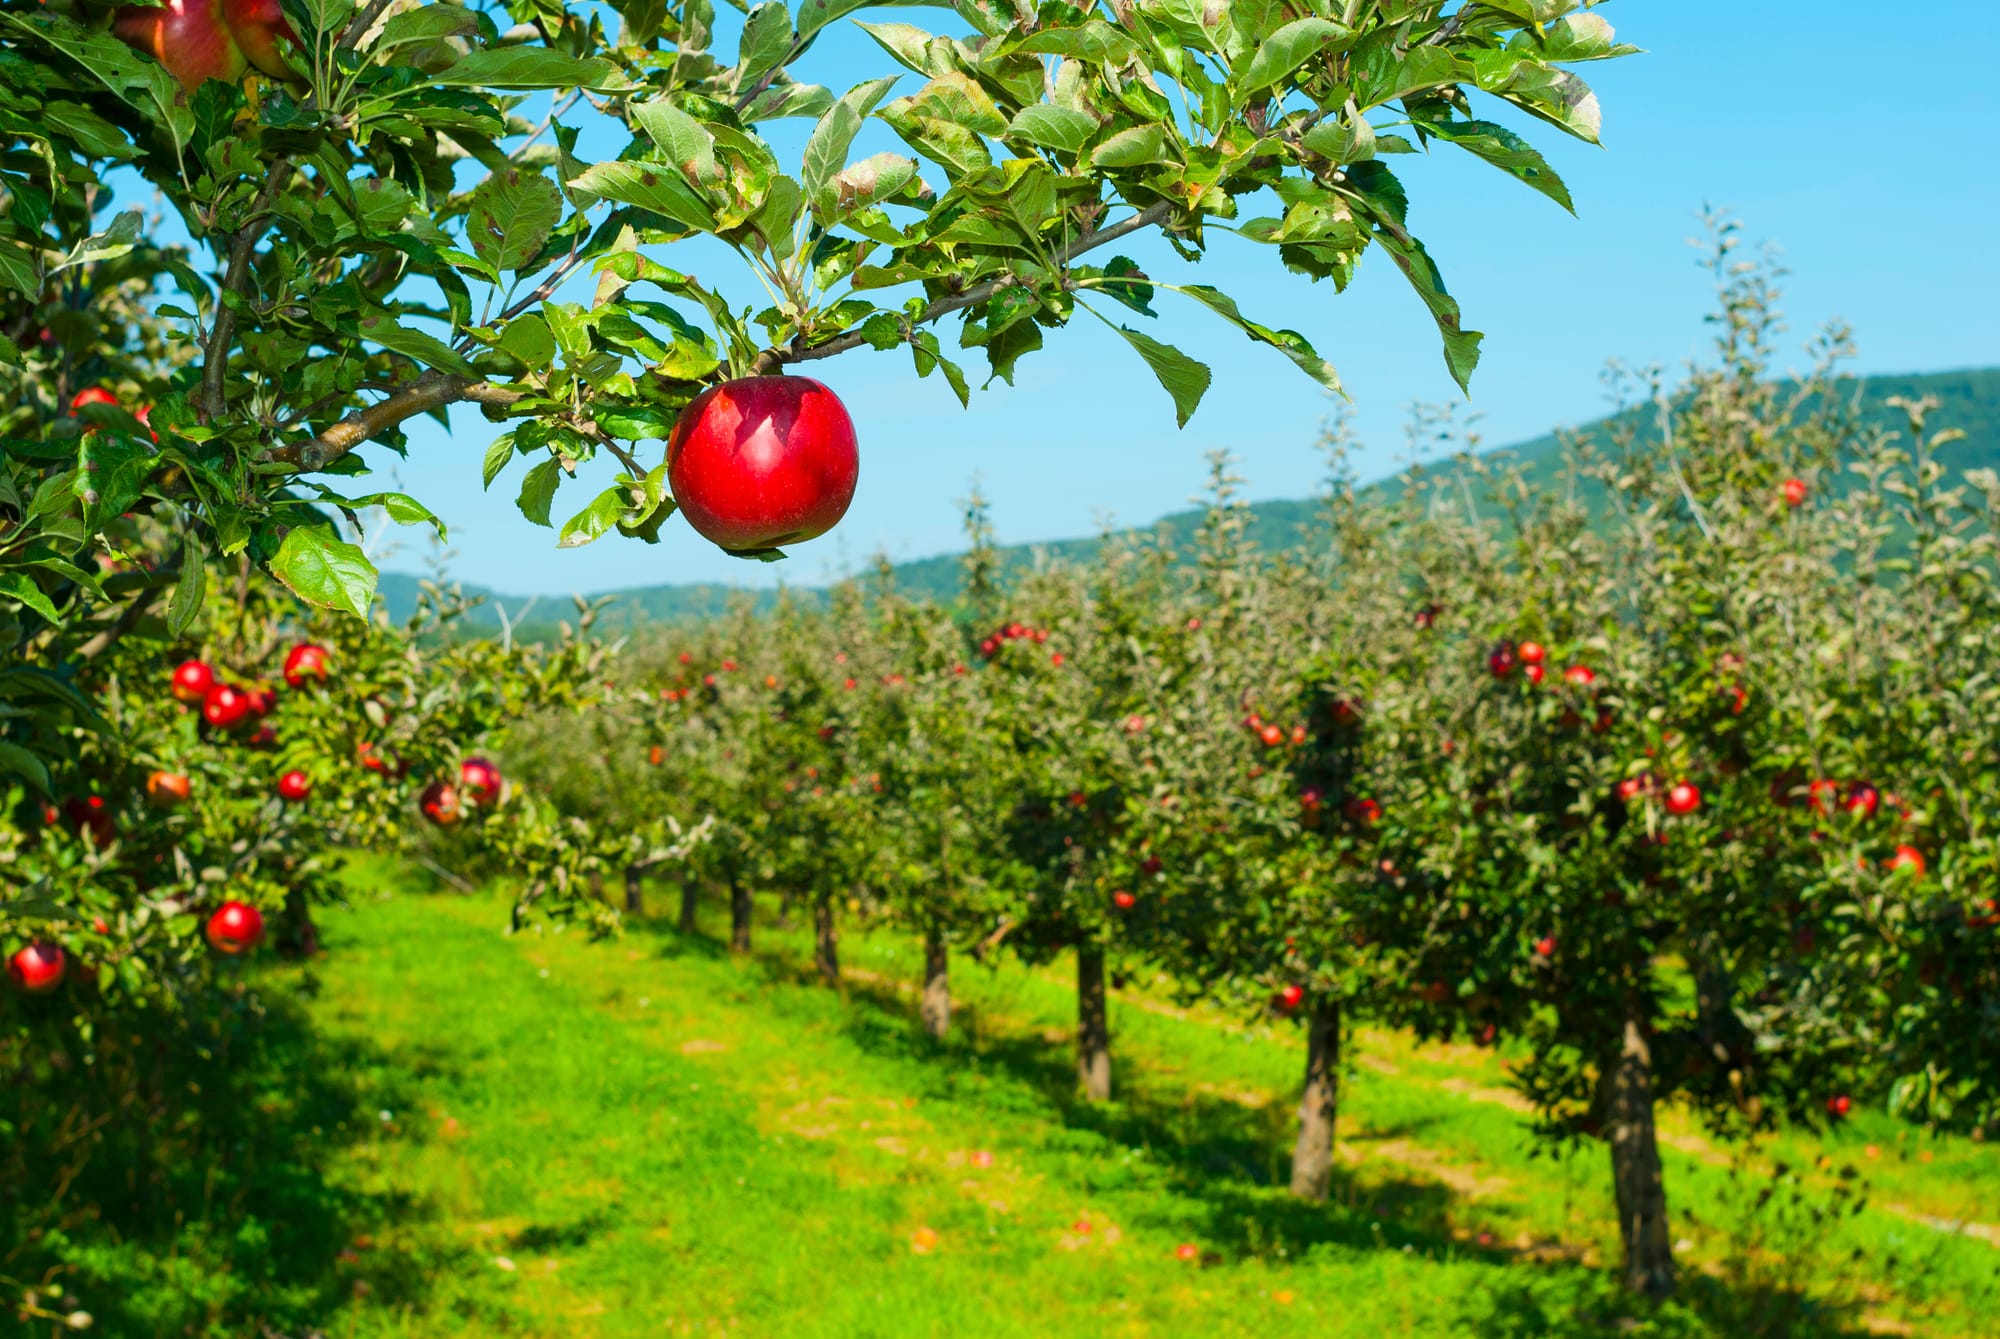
(359, 1, 2000, 596)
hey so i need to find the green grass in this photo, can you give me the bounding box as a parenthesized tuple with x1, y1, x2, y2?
(38, 860, 2000, 1337)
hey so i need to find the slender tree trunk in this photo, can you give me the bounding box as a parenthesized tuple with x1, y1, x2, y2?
(1076, 945, 1111, 1102)
(278, 883, 319, 959)
(1606, 1005, 1676, 1299)
(624, 863, 644, 915)
(776, 888, 795, 930)
(678, 880, 699, 934)
(919, 925, 950, 1039)
(1289, 997, 1341, 1200)
(813, 898, 840, 984)
(589, 868, 605, 902)
(729, 874, 752, 954)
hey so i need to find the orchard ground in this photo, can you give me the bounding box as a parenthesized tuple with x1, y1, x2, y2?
(69, 858, 1999, 1338)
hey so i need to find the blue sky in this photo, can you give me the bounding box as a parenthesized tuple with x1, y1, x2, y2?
(356, 1, 2000, 595)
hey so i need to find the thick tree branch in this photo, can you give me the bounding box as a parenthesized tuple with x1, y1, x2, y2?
(767, 201, 1175, 371)
(264, 371, 526, 472)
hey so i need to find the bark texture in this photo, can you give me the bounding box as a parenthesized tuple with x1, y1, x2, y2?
(813, 899, 840, 984)
(1077, 945, 1111, 1102)
(678, 880, 699, 934)
(920, 926, 950, 1039)
(1607, 1007, 1676, 1299)
(1289, 998, 1341, 1200)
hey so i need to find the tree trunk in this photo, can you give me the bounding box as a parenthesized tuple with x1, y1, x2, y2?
(729, 874, 751, 954)
(813, 899, 840, 984)
(589, 868, 605, 902)
(624, 863, 644, 915)
(1076, 945, 1111, 1101)
(1289, 998, 1341, 1200)
(776, 888, 794, 930)
(1606, 1006, 1676, 1299)
(678, 880, 699, 934)
(919, 926, 950, 1039)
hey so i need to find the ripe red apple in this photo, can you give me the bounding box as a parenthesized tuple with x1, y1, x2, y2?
(1299, 787, 1324, 811)
(665, 376, 858, 551)
(1720, 684, 1748, 715)
(1825, 1094, 1851, 1118)
(201, 682, 253, 730)
(171, 658, 215, 704)
(1783, 477, 1808, 508)
(459, 757, 502, 806)
(1563, 665, 1596, 687)
(1884, 845, 1926, 878)
(206, 900, 264, 954)
(1533, 936, 1556, 959)
(420, 781, 461, 826)
(1845, 782, 1879, 821)
(277, 770, 311, 802)
(1614, 777, 1647, 803)
(1257, 723, 1284, 748)
(1487, 645, 1517, 678)
(1523, 664, 1546, 685)
(1330, 699, 1361, 727)
(648, 745, 665, 766)
(1414, 604, 1439, 630)
(70, 386, 118, 413)
(243, 687, 276, 719)
(8, 942, 65, 993)
(1344, 796, 1382, 826)
(146, 770, 191, 808)
(113, 0, 249, 91)
(1276, 984, 1304, 1012)
(1517, 641, 1546, 667)
(1664, 783, 1701, 817)
(1111, 890, 1136, 911)
(219, 0, 298, 79)
(1175, 1243, 1199, 1262)
(283, 642, 331, 688)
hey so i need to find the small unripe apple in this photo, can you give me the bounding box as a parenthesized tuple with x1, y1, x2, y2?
(201, 682, 253, 730)
(283, 642, 331, 688)
(1664, 783, 1701, 816)
(459, 757, 502, 806)
(206, 900, 264, 954)
(665, 376, 859, 551)
(277, 770, 311, 802)
(420, 781, 462, 826)
(171, 658, 215, 704)
(9, 942, 66, 993)
(146, 770, 192, 808)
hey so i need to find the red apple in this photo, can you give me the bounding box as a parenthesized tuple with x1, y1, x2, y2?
(1257, 724, 1284, 748)
(1884, 845, 1926, 878)
(1517, 641, 1546, 666)
(459, 757, 501, 806)
(1175, 1243, 1199, 1262)
(1845, 782, 1879, 821)
(1111, 890, 1136, 911)
(1534, 936, 1557, 959)
(219, 0, 298, 79)
(63, 795, 115, 846)
(1523, 663, 1546, 685)
(113, 0, 249, 92)
(1299, 787, 1324, 811)
(1344, 796, 1382, 826)
(201, 682, 253, 730)
(171, 658, 215, 704)
(665, 375, 859, 551)
(8, 942, 65, 994)
(283, 642, 331, 688)
(206, 900, 264, 954)
(1563, 665, 1596, 687)
(1783, 477, 1808, 508)
(648, 745, 665, 766)
(420, 781, 461, 826)
(70, 386, 118, 413)
(1276, 984, 1304, 1012)
(1825, 1094, 1851, 1119)
(1664, 783, 1701, 817)
(1488, 645, 1517, 678)
(243, 687, 276, 719)
(146, 770, 191, 808)
(277, 769, 311, 802)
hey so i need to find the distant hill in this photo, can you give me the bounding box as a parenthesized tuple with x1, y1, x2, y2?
(379, 366, 2000, 633)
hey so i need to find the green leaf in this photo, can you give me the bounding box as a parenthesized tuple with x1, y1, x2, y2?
(1419, 117, 1572, 213)
(268, 525, 377, 619)
(736, 2, 795, 86)
(466, 168, 564, 272)
(1091, 124, 1167, 168)
(0, 242, 39, 298)
(517, 458, 563, 527)
(498, 314, 557, 368)
(557, 486, 631, 548)
(1015, 20, 1138, 65)
(1372, 229, 1482, 392)
(429, 49, 632, 90)
(1162, 284, 1342, 396)
(1519, 13, 1640, 62)
(482, 430, 517, 490)
(802, 76, 901, 219)
(1004, 105, 1097, 155)
(632, 100, 723, 188)
(567, 160, 717, 233)
(1469, 52, 1601, 143)
(1233, 17, 1353, 96)
(0, 572, 59, 625)
(0, 742, 50, 796)
(373, 3, 482, 52)
(342, 491, 445, 533)
(825, 153, 918, 221)
(1105, 320, 1210, 427)
(49, 209, 142, 276)
(166, 536, 206, 638)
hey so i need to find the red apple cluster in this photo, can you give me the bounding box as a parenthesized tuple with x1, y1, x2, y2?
(979, 621, 1050, 658)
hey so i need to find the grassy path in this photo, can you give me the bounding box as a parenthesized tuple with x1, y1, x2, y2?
(244, 873, 2000, 1338)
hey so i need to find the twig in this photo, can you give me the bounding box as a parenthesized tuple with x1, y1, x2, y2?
(770, 201, 1174, 369)
(263, 370, 526, 472)
(337, 0, 397, 51)
(199, 165, 289, 421)
(418, 855, 478, 894)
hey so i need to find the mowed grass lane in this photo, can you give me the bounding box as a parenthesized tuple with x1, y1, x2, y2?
(266, 868, 2000, 1337)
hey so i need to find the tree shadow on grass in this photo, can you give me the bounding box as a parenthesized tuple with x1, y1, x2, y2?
(0, 968, 482, 1337)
